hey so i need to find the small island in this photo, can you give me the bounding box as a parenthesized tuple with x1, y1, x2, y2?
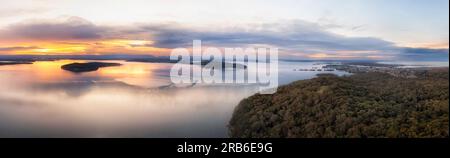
(61, 62, 121, 73)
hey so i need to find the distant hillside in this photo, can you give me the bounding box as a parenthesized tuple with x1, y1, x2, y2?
(229, 69, 449, 138)
(0, 61, 33, 66)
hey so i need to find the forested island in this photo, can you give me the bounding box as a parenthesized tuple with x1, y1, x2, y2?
(61, 62, 121, 73)
(229, 68, 449, 138)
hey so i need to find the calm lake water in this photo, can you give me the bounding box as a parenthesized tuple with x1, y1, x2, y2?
(0, 60, 349, 137)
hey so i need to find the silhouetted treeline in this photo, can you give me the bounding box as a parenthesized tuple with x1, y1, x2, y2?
(229, 69, 449, 138)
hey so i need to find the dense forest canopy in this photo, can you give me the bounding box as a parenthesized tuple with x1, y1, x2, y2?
(229, 68, 449, 138)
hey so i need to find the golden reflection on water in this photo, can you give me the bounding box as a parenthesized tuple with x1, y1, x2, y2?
(97, 61, 172, 87)
(0, 60, 348, 137)
(29, 60, 77, 81)
(0, 60, 172, 88)
(0, 60, 248, 137)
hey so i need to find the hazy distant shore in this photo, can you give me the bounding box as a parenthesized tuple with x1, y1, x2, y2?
(0, 61, 33, 66)
(0, 55, 448, 71)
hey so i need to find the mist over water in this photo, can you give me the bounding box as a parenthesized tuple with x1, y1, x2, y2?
(0, 60, 349, 137)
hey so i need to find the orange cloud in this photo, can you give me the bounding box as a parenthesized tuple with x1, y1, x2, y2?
(0, 39, 171, 55)
(399, 42, 450, 49)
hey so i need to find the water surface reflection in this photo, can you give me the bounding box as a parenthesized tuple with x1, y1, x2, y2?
(0, 60, 348, 137)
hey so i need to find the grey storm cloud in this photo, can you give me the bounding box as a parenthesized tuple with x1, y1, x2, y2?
(0, 17, 396, 53)
(137, 20, 447, 61)
(138, 20, 397, 53)
(398, 48, 449, 61)
(0, 17, 447, 61)
(0, 17, 106, 40)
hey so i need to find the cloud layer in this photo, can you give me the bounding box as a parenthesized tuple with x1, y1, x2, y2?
(0, 17, 448, 61)
(0, 17, 106, 41)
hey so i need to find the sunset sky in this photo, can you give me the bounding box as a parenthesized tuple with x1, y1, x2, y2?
(0, 0, 448, 61)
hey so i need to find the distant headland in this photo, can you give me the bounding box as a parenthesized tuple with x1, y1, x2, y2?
(0, 61, 33, 66)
